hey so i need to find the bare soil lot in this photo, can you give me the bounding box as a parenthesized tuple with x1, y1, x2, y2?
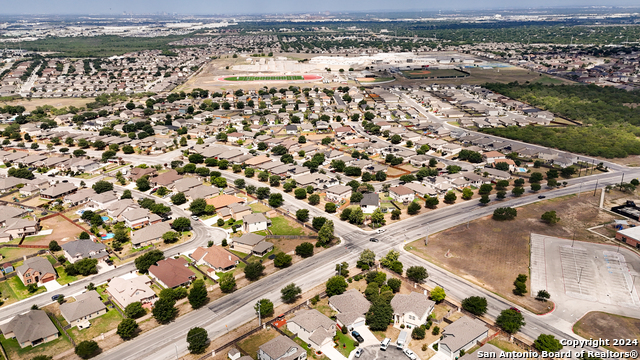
(573, 312, 640, 353)
(406, 192, 620, 313)
(25, 215, 87, 246)
(0, 97, 93, 112)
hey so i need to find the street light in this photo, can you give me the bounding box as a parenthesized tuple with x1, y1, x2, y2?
(256, 300, 262, 327)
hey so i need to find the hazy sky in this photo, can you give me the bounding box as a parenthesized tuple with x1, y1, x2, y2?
(4, 0, 640, 15)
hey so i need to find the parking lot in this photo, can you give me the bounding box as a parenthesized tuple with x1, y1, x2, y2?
(356, 345, 409, 360)
(530, 233, 640, 309)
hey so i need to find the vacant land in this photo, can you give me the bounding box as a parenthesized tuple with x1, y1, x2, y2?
(0, 97, 93, 111)
(574, 312, 640, 353)
(402, 68, 468, 79)
(0, 246, 38, 262)
(269, 216, 315, 236)
(224, 75, 303, 81)
(406, 192, 618, 313)
(68, 308, 123, 343)
(24, 215, 86, 245)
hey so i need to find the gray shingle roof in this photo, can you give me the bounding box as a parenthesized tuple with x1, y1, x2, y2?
(0, 310, 58, 344)
(390, 292, 435, 319)
(234, 233, 265, 246)
(360, 193, 379, 206)
(243, 213, 268, 225)
(16, 256, 55, 278)
(259, 335, 302, 360)
(60, 291, 106, 323)
(440, 316, 488, 353)
(61, 240, 107, 260)
(131, 222, 172, 245)
(329, 288, 370, 315)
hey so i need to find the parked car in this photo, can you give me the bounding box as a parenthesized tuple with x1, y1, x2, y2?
(369, 238, 380, 242)
(538, 195, 546, 199)
(351, 331, 364, 343)
(404, 349, 417, 360)
(354, 348, 363, 358)
(376, 228, 386, 234)
(191, 215, 199, 221)
(509, 307, 521, 313)
(51, 294, 62, 301)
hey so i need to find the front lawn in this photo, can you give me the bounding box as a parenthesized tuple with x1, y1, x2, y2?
(55, 266, 79, 285)
(250, 202, 271, 213)
(334, 330, 357, 357)
(68, 308, 123, 343)
(269, 217, 311, 236)
(4, 276, 46, 300)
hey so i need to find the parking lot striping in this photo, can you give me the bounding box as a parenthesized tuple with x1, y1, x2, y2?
(603, 251, 639, 307)
(530, 234, 549, 296)
(560, 245, 597, 301)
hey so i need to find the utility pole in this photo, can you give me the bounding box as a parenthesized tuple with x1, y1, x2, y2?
(620, 173, 625, 191)
(593, 179, 598, 197)
(257, 301, 261, 327)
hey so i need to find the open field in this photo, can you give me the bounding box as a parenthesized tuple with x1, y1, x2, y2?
(0, 97, 94, 111)
(401, 68, 468, 79)
(573, 312, 640, 353)
(269, 216, 315, 236)
(394, 66, 573, 87)
(0, 246, 39, 262)
(24, 215, 86, 246)
(68, 308, 124, 343)
(406, 192, 619, 313)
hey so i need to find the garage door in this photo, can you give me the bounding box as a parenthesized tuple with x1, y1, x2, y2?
(352, 320, 365, 328)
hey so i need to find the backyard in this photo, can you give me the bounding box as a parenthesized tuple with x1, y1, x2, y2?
(235, 329, 279, 359)
(269, 216, 315, 236)
(68, 308, 124, 343)
(0, 315, 73, 359)
(22, 214, 87, 246)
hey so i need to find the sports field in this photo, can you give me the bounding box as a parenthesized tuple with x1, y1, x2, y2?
(402, 68, 468, 79)
(224, 75, 304, 81)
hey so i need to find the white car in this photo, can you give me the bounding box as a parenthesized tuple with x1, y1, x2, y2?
(404, 349, 417, 360)
(376, 228, 386, 234)
(354, 348, 363, 358)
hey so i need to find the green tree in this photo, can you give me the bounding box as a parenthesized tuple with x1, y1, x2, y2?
(541, 211, 560, 224)
(116, 318, 139, 340)
(308, 194, 320, 205)
(317, 220, 334, 245)
(366, 300, 393, 331)
(187, 327, 209, 354)
(326, 275, 348, 296)
(412, 326, 426, 340)
(444, 191, 457, 204)
(513, 274, 528, 296)
(531, 183, 542, 192)
(188, 279, 208, 309)
(462, 188, 474, 200)
(75, 340, 100, 359)
(478, 184, 493, 195)
(281, 283, 302, 303)
(189, 198, 207, 215)
(171, 192, 187, 205)
(268, 193, 283, 207)
(430, 286, 446, 302)
(134, 250, 164, 273)
(244, 261, 266, 281)
(371, 208, 386, 225)
(479, 194, 491, 205)
(295, 242, 314, 258)
(294, 188, 307, 199)
(425, 196, 439, 208)
(172, 217, 191, 232)
(92, 180, 113, 194)
(274, 252, 292, 268)
(219, 272, 236, 293)
(493, 207, 517, 220)
(152, 298, 177, 324)
(255, 298, 274, 318)
(387, 278, 402, 293)
(49, 240, 61, 252)
(296, 209, 309, 222)
(407, 202, 421, 215)
(512, 187, 525, 197)
(530, 172, 543, 183)
(534, 334, 563, 353)
(124, 302, 146, 319)
(496, 308, 526, 334)
(462, 296, 488, 316)
(406, 266, 428, 282)
(536, 290, 551, 301)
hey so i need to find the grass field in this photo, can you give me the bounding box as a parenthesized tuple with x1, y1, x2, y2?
(402, 68, 468, 79)
(224, 75, 304, 81)
(68, 308, 123, 343)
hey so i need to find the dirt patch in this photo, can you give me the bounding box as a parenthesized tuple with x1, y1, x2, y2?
(26, 215, 88, 246)
(0, 98, 94, 112)
(573, 312, 640, 353)
(406, 193, 619, 313)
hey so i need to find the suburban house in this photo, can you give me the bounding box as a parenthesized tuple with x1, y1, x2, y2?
(243, 213, 269, 233)
(64, 188, 97, 206)
(106, 275, 157, 309)
(232, 233, 273, 256)
(439, 316, 489, 359)
(40, 182, 78, 199)
(151, 169, 183, 188)
(59, 291, 107, 329)
(122, 208, 162, 229)
(0, 206, 27, 227)
(229, 203, 252, 221)
(62, 240, 109, 263)
(360, 193, 380, 213)
(287, 309, 336, 350)
(482, 151, 506, 163)
(389, 185, 415, 203)
(325, 185, 352, 203)
(258, 335, 307, 360)
(0, 310, 59, 348)
(148, 257, 196, 289)
(206, 194, 245, 211)
(129, 167, 157, 181)
(328, 289, 371, 329)
(1, 218, 39, 238)
(16, 256, 56, 286)
(131, 222, 173, 248)
(390, 292, 435, 329)
(191, 246, 240, 271)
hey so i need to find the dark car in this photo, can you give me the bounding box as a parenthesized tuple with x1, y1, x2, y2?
(369, 238, 380, 242)
(51, 294, 62, 301)
(352, 331, 364, 343)
(538, 195, 546, 199)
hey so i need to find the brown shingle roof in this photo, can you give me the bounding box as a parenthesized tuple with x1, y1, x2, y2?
(153, 169, 183, 186)
(191, 246, 240, 269)
(149, 258, 195, 288)
(206, 194, 244, 209)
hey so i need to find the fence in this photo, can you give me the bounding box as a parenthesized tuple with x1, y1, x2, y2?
(264, 235, 318, 240)
(47, 311, 76, 347)
(0, 248, 48, 271)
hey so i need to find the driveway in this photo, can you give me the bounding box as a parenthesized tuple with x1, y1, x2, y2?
(355, 345, 407, 360)
(44, 280, 63, 292)
(321, 342, 349, 360)
(352, 325, 379, 348)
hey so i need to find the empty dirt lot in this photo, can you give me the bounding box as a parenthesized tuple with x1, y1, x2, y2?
(573, 312, 640, 353)
(407, 192, 621, 313)
(24, 215, 87, 246)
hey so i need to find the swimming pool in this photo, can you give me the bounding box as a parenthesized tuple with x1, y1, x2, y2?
(102, 233, 115, 240)
(101, 216, 109, 222)
(517, 167, 527, 172)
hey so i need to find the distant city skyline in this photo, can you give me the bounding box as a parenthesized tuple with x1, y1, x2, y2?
(3, 0, 640, 15)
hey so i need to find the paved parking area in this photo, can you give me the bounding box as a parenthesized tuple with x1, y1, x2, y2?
(352, 325, 379, 348)
(356, 345, 407, 360)
(530, 233, 640, 309)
